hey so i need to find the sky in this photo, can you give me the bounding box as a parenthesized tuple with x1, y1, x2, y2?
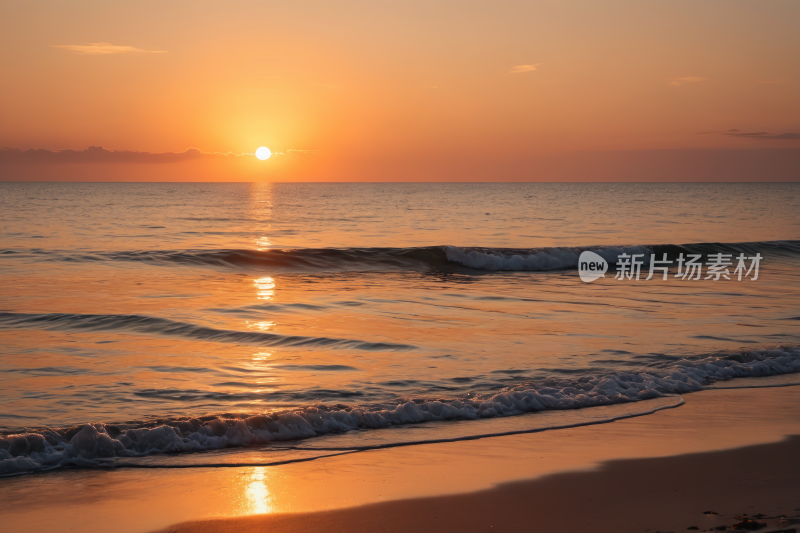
(0, 0, 798, 181)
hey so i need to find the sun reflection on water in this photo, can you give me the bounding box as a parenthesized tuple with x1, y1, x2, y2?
(255, 236, 272, 250)
(252, 351, 272, 362)
(254, 276, 275, 300)
(244, 467, 273, 514)
(247, 320, 276, 331)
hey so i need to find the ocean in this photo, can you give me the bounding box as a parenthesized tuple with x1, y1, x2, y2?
(1, 182, 799, 475)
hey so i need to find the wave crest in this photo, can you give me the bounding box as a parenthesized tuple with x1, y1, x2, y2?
(443, 245, 651, 271)
(3, 345, 799, 476)
(0, 312, 415, 352)
(5, 240, 797, 273)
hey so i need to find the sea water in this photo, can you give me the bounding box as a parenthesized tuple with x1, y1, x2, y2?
(1, 182, 799, 475)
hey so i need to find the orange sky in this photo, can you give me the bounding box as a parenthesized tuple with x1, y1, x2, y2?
(0, 0, 798, 181)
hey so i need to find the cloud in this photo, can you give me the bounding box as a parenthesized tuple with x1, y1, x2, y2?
(728, 132, 800, 140)
(696, 129, 740, 135)
(52, 42, 167, 55)
(0, 145, 324, 164)
(669, 76, 708, 86)
(265, 148, 321, 156)
(0, 146, 259, 164)
(509, 63, 543, 74)
(695, 129, 800, 141)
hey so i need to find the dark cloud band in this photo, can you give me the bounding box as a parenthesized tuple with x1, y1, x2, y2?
(0, 146, 249, 164)
(696, 129, 800, 141)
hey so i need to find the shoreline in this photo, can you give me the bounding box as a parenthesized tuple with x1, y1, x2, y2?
(1, 385, 799, 533)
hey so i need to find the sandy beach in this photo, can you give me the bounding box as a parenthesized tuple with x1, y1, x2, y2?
(160, 437, 800, 533)
(2, 384, 798, 533)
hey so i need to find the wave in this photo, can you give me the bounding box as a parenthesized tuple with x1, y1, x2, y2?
(0, 312, 415, 352)
(2, 345, 799, 476)
(5, 240, 798, 273)
(443, 245, 652, 271)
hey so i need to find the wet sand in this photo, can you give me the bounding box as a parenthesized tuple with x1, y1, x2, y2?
(160, 436, 800, 533)
(2, 385, 800, 533)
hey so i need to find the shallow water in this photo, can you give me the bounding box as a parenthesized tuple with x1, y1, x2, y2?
(1, 182, 799, 474)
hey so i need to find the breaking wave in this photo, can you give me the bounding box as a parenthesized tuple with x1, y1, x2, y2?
(442, 245, 651, 271)
(4, 240, 798, 273)
(2, 345, 799, 476)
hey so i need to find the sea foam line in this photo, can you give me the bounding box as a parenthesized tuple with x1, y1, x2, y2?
(2, 346, 799, 476)
(31, 398, 686, 472)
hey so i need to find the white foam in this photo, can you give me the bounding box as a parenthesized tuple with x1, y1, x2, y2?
(2, 346, 799, 475)
(443, 245, 652, 271)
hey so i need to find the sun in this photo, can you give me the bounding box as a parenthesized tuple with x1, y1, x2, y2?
(255, 146, 271, 160)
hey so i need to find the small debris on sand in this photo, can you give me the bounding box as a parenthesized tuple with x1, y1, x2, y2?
(730, 518, 766, 530)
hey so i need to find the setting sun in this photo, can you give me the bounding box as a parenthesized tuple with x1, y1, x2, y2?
(255, 147, 271, 160)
